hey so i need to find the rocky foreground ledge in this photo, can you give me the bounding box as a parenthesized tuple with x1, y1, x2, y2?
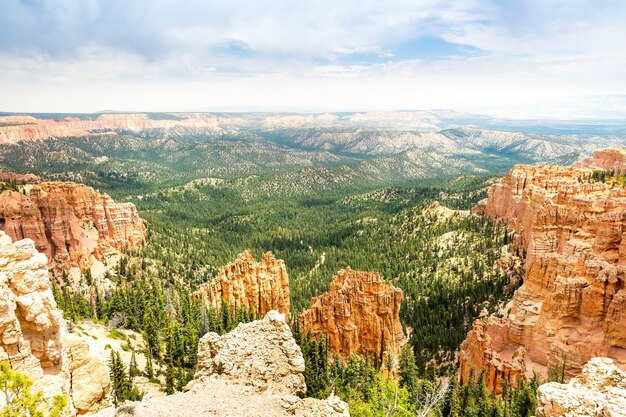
(95, 310, 349, 417)
(536, 357, 626, 417)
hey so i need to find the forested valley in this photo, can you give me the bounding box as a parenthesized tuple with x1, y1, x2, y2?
(47, 166, 541, 416)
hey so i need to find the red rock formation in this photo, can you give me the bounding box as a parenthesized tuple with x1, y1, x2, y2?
(299, 268, 405, 360)
(459, 148, 626, 393)
(0, 181, 145, 276)
(0, 113, 246, 144)
(573, 147, 626, 173)
(192, 250, 291, 319)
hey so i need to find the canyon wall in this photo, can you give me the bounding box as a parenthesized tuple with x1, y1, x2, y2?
(191, 250, 291, 319)
(0, 114, 246, 144)
(0, 231, 109, 414)
(0, 181, 146, 278)
(299, 267, 405, 360)
(459, 148, 626, 393)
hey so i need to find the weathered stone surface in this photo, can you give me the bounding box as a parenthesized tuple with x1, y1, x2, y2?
(460, 148, 626, 393)
(0, 230, 62, 375)
(191, 250, 290, 319)
(0, 231, 110, 415)
(94, 311, 349, 417)
(0, 181, 145, 277)
(458, 317, 527, 396)
(299, 267, 406, 359)
(536, 357, 626, 417)
(193, 310, 305, 395)
(63, 334, 110, 414)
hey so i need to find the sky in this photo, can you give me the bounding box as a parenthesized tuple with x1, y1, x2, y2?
(1, 0, 626, 118)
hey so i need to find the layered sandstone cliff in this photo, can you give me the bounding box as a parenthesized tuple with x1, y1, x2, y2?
(536, 357, 626, 417)
(299, 267, 405, 359)
(459, 148, 626, 393)
(0, 181, 145, 278)
(0, 231, 110, 414)
(191, 250, 291, 319)
(573, 147, 626, 173)
(0, 113, 245, 144)
(95, 311, 349, 417)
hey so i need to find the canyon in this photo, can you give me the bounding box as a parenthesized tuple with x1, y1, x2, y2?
(299, 267, 405, 359)
(191, 250, 291, 319)
(459, 148, 626, 393)
(0, 231, 109, 415)
(0, 181, 146, 280)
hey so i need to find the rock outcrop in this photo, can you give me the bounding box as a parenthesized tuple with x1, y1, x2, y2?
(0, 230, 62, 375)
(299, 267, 405, 359)
(0, 181, 146, 278)
(459, 148, 626, 393)
(0, 231, 110, 414)
(94, 311, 349, 417)
(63, 334, 110, 414)
(191, 250, 290, 319)
(536, 357, 626, 417)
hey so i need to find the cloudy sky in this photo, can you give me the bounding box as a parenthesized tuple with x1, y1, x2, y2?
(1, 0, 626, 117)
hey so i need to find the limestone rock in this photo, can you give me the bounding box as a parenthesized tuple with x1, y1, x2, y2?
(536, 357, 626, 417)
(194, 310, 305, 395)
(299, 267, 406, 359)
(0, 231, 109, 415)
(0, 181, 146, 277)
(96, 311, 349, 417)
(460, 148, 626, 393)
(63, 334, 110, 414)
(191, 250, 290, 319)
(0, 230, 63, 378)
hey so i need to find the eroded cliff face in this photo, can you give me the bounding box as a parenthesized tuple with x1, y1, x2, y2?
(299, 267, 405, 360)
(95, 311, 349, 417)
(459, 148, 626, 394)
(0, 231, 110, 415)
(0, 181, 146, 278)
(536, 357, 626, 417)
(191, 250, 291, 319)
(0, 114, 245, 144)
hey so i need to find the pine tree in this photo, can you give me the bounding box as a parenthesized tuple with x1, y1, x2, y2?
(165, 363, 176, 395)
(109, 351, 130, 407)
(398, 344, 418, 397)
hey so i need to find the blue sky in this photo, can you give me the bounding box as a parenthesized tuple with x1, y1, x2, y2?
(1, 0, 626, 117)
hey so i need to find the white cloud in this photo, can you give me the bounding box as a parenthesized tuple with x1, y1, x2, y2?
(0, 0, 625, 117)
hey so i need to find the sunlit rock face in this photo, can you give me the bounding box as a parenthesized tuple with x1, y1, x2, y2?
(0, 231, 110, 415)
(459, 148, 626, 394)
(536, 357, 626, 417)
(191, 250, 291, 320)
(0, 181, 145, 277)
(299, 267, 405, 360)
